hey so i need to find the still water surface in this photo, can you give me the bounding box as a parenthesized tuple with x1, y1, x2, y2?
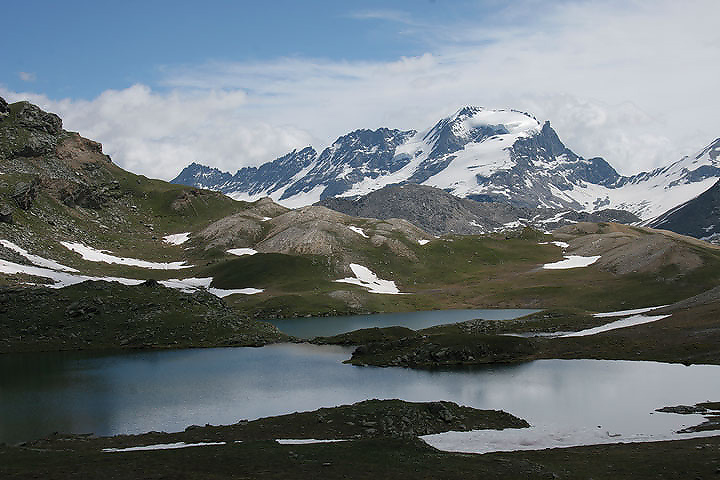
(267, 308, 540, 338)
(2, 343, 720, 449)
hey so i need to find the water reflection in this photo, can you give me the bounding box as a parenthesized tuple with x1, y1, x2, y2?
(267, 308, 540, 338)
(1, 345, 719, 448)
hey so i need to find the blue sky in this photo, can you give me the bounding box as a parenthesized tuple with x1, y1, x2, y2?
(3, 0, 502, 98)
(2, 1, 718, 180)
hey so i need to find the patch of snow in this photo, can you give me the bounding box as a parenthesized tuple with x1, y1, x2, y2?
(418, 239, 430, 245)
(208, 287, 264, 297)
(593, 305, 670, 318)
(347, 226, 368, 238)
(0, 240, 78, 272)
(0, 258, 145, 289)
(538, 241, 569, 249)
(226, 248, 258, 256)
(261, 216, 272, 222)
(103, 442, 226, 452)
(542, 255, 601, 269)
(538, 211, 572, 224)
(561, 314, 672, 337)
(421, 426, 718, 455)
(60, 242, 192, 270)
(275, 439, 347, 445)
(162, 232, 191, 245)
(335, 263, 403, 294)
(0, 259, 262, 298)
(160, 277, 263, 297)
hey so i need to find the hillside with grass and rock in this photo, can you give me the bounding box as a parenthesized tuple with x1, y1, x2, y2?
(2, 97, 720, 360)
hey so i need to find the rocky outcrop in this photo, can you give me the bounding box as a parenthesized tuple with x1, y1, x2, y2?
(12, 179, 40, 210)
(554, 222, 706, 276)
(0, 96, 9, 118)
(0, 203, 13, 223)
(0, 280, 286, 353)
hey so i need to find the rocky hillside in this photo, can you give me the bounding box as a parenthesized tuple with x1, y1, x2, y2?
(318, 184, 638, 236)
(4, 97, 720, 351)
(172, 106, 720, 223)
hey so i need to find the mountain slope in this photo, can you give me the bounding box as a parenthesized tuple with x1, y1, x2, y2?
(4, 98, 720, 351)
(317, 184, 639, 236)
(172, 107, 720, 221)
(648, 178, 720, 243)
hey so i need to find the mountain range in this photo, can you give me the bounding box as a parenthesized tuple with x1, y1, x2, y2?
(172, 107, 720, 228)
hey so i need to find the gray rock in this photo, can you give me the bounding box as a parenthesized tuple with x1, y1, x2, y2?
(12, 179, 39, 210)
(0, 204, 13, 224)
(0, 96, 8, 119)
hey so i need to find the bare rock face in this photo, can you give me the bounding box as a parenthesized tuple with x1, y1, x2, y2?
(0, 203, 13, 223)
(0, 97, 9, 118)
(243, 197, 290, 218)
(12, 179, 40, 210)
(198, 213, 265, 250)
(13, 101, 62, 134)
(255, 206, 429, 263)
(257, 206, 359, 257)
(555, 222, 704, 275)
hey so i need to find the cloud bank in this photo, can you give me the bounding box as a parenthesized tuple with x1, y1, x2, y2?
(3, 0, 718, 179)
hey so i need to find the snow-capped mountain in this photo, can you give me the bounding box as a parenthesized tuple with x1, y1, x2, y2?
(172, 107, 720, 221)
(648, 178, 720, 243)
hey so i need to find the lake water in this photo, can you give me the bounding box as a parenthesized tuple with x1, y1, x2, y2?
(267, 308, 540, 338)
(2, 343, 720, 451)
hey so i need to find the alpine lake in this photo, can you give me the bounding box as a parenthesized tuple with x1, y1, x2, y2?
(2, 308, 720, 452)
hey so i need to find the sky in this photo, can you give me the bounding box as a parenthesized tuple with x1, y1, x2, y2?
(1, 0, 718, 180)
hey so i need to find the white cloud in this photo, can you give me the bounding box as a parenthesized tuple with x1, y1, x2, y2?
(18, 72, 36, 82)
(2, 0, 718, 180)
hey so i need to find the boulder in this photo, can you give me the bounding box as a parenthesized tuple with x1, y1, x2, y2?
(12, 179, 40, 210)
(0, 203, 13, 223)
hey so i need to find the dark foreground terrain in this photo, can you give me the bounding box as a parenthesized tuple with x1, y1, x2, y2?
(1, 400, 718, 480)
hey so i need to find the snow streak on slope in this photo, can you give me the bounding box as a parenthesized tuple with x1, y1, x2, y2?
(565, 139, 720, 220)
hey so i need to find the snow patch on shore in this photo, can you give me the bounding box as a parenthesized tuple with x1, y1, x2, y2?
(593, 305, 670, 318)
(543, 255, 600, 269)
(103, 441, 226, 452)
(418, 239, 430, 245)
(561, 314, 672, 337)
(61, 242, 192, 270)
(335, 263, 403, 294)
(421, 425, 717, 455)
(275, 439, 347, 445)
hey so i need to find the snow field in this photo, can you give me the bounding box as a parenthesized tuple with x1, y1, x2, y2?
(162, 232, 191, 245)
(335, 263, 403, 294)
(103, 442, 226, 452)
(347, 226, 368, 238)
(542, 255, 601, 269)
(593, 305, 669, 318)
(226, 248, 258, 256)
(60, 242, 192, 270)
(0, 239, 262, 298)
(561, 314, 672, 337)
(275, 439, 347, 445)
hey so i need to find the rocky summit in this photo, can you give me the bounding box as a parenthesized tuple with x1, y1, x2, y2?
(172, 106, 720, 226)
